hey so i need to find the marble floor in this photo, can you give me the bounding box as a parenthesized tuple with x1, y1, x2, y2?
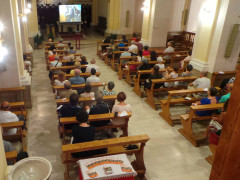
(27, 32, 212, 180)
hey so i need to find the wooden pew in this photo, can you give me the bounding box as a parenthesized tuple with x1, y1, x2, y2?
(168, 54, 187, 68)
(206, 144, 217, 165)
(124, 62, 142, 85)
(44, 45, 68, 50)
(8, 102, 25, 111)
(49, 65, 87, 72)
(43, 41, 70, 45)
(97, 42, 128, 56)
(61, 134, 150, 179)
(6, 151, 18, 164)
(111, 51, 123, 70)
(60, 112, 132, 144)
(1, 121, 26, 151)
(145, 77, 197, 110)
(53, 82, 107, 91)
(0, 87, 26, 102)
(117, 56, 133, 79)
(133, 69, 166, 97)
(56, 95, 117, 106)
(211, 71, 236, 87)
(178, 103, 223, 147)
(159, 88, 209, 126)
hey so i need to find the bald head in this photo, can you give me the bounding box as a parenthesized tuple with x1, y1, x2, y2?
(1, 101, 10, 111)
(74, 69, 81, 76)
(64, 81, 72, 90)
(48, 38, 52, 42)
(90, 58, 96, 64)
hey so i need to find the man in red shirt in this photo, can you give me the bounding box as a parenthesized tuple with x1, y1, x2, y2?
(48, 50, 57, 61)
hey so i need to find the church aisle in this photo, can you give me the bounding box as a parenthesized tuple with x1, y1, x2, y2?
(28, 49, 65, 179)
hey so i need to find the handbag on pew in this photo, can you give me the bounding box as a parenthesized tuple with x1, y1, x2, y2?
(123, 144, 138, 150)
(208, 120, 222, 145)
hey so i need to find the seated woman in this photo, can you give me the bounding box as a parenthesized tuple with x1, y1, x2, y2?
(71, 110, 107, 158)
(193, 87, 219, 116)
(137, 50, 144, 62)
(178, 64, 193, 87)
(136, 57, 151, 80)
(180, 50, 192, 69)
(149, 50, 157, 61)
(80, 56, 88, 73)
(112, 92, 132, 126)
(143, 46, 150, 56)
(54, 71, 68, 97)
(62, 50, 70, 61)
(156, 56, 165, 70)
(80, 83, 95, 107)
(102, 81, 116, 111)
(164, 67, 178, 88)
(144, 65, 163, 90)
(70, 61, 81, 75)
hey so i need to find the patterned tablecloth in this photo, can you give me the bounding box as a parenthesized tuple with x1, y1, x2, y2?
(78, 154, 137, 180)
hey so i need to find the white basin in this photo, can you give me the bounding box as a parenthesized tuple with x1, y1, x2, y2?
(8, 157, 52, 180)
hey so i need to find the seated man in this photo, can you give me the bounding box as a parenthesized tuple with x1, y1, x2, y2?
(0, 101, 21, 135)
(69, 69, 85, 85)
(46, 38, 53, 46)
(163, 42, 174, 60)
(86, 68, 100, 92)
(129, 41, 138, 56)
(86, 58, 100, 73)
(60, 81, 78, 99)
(50, 55, 62, 78)
(87, 91, 110, 127)
(178, 64, 193, 87)
(188, 71, 211, 99)
(58, 93, 81, 129)
(57, 40, 65, 47)
(68, 46, 76, 54)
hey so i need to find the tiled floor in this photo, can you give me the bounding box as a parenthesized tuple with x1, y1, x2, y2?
(28, 32, 211, 180)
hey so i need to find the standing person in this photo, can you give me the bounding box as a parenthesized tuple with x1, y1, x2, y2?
(112, 92, 132, 126)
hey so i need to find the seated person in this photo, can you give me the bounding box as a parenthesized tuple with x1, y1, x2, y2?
(57, 40, 65, 47)
(67, 42, 71, 49)
(70, 61, 81, 75)
(71, 110, 107, 158)
(23, 54, 32, 73)
(163, 42, 174, 60)
(219, 83, 233, 104)
(178, 64, 193, 87)
(69, 69, 85, 85)
(86, 68, 100, 84)
(80, 56, 88, 73)
(58, 93, 81, 129)
(48, 50, 57, 62)
(62, 50, 70, 61)
(86, 58, 100, 73)
(164, 67, 179, 88)
(137, 57, 151, 80)
(108, 44, 120, 59)
(46, 38, 53, 46)
(87, 91, 110, 127)
(66, 55, 75, 68)
(50, 55, 62, 77)
(0, 101, 24, 135)
(128, 56, 139, 71)
(122, 35, 128, 43)
(68, 46, 76, 54)
(129, 41, 138, 56)
(80, 83, 95, 107)
(143, 46, 150, 56)
(102, 81, 116, 111)
(55, 71, 68, 97)
(48, 44, 56, 51)
(156, 56, 165, 70)
(60, 81, 78, 99)
(180, 50, 192, 69)
(112, 92, 132, 126)
(144, 65, 163, 90)
(188, 71, 210, 99)
(193, 87, 219, 116)
(137, 50, 144, 62)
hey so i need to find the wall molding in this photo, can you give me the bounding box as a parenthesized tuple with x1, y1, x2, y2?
(190, 58, 209, 72)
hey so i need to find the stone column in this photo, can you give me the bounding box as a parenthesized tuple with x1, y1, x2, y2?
(140, 0, 172, 47)
(91, 0, 99, 26)
(191, 0, 240, 73)
(106, 0, 121, 34)
(28, 0, 39, 47)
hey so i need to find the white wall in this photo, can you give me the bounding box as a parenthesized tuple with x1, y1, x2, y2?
(98, 0, 108, 18)
(187, 0, 204, 32)
(168, 0, 185, 32)
(133, 0, 144, 33)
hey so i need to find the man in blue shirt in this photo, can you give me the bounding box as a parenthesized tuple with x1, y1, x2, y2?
(69, 69, 85, 85)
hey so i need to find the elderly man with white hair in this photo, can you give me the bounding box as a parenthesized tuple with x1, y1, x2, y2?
(69, 69, 85, 85)
(128, 41, 138, 56)
(163, 42, 174, 60)
(86, 58, 100, 73)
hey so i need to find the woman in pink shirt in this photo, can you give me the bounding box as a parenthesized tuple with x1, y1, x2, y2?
(142, 46, 150, 56)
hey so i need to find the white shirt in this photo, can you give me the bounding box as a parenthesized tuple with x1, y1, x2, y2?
(55, 79, 68, 86)
(164, 72, 178, 88)
(120, 52, 131, 57)
(156, 64, 165, 70)
(86, 75, 100, 84)
(0, 111, 19, 135)
(193, 77, 211, 89)
(164, 46, 174, 53)
(129, 44, 138, 54)
(50, 60, 62, 67)
(86, 64, 100, 73)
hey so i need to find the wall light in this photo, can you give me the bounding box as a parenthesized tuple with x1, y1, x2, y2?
(22, 16, 27, 22)
(0, 47, 7, 62)
(0, 21, 7, 71)
(0, 22, 4, 32)
(25, 8, 31, 14)
(27, 3, 31, 9)
(199, 0, 217, 26)
(141, 0, 150, 13)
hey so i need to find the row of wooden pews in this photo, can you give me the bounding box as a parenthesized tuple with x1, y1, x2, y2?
(44, 43, 151, 179)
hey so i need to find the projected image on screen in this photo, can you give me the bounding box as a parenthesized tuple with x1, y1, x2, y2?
(59, 5, 81, 23)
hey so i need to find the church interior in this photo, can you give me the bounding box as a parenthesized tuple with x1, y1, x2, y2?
(0, 0, 240, 179)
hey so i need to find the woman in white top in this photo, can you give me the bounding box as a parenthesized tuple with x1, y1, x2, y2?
(62, 50, 70, 60)
(164, 67, 178, 88)
(54, 71, 68, 97)
(80, 83, 95, 107)
(112, 92, 132, 126)
(156, 56, 165, 70)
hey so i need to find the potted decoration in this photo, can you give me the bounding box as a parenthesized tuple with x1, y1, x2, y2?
(34, 34, 44, 49)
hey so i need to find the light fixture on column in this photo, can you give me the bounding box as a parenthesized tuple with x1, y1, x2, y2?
(18, 14, 27, 22)
(199, 0, 217, 26)
(27, 3, 31, 9)
(141, 0, 150, 14)
(0, 21, 7, 71)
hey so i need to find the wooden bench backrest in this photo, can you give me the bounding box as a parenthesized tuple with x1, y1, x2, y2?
(62, 134, 149, 153)
(49, 65, 87, 71)
(0, 121, 24, 128)
(211, 71, 236, 86)
(0, 87, 26, 93)
(190, 103, 224, 112)
(53, 82, 106, 90)
(56, 95, 116, 105)
(53, 72, 101, 80)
